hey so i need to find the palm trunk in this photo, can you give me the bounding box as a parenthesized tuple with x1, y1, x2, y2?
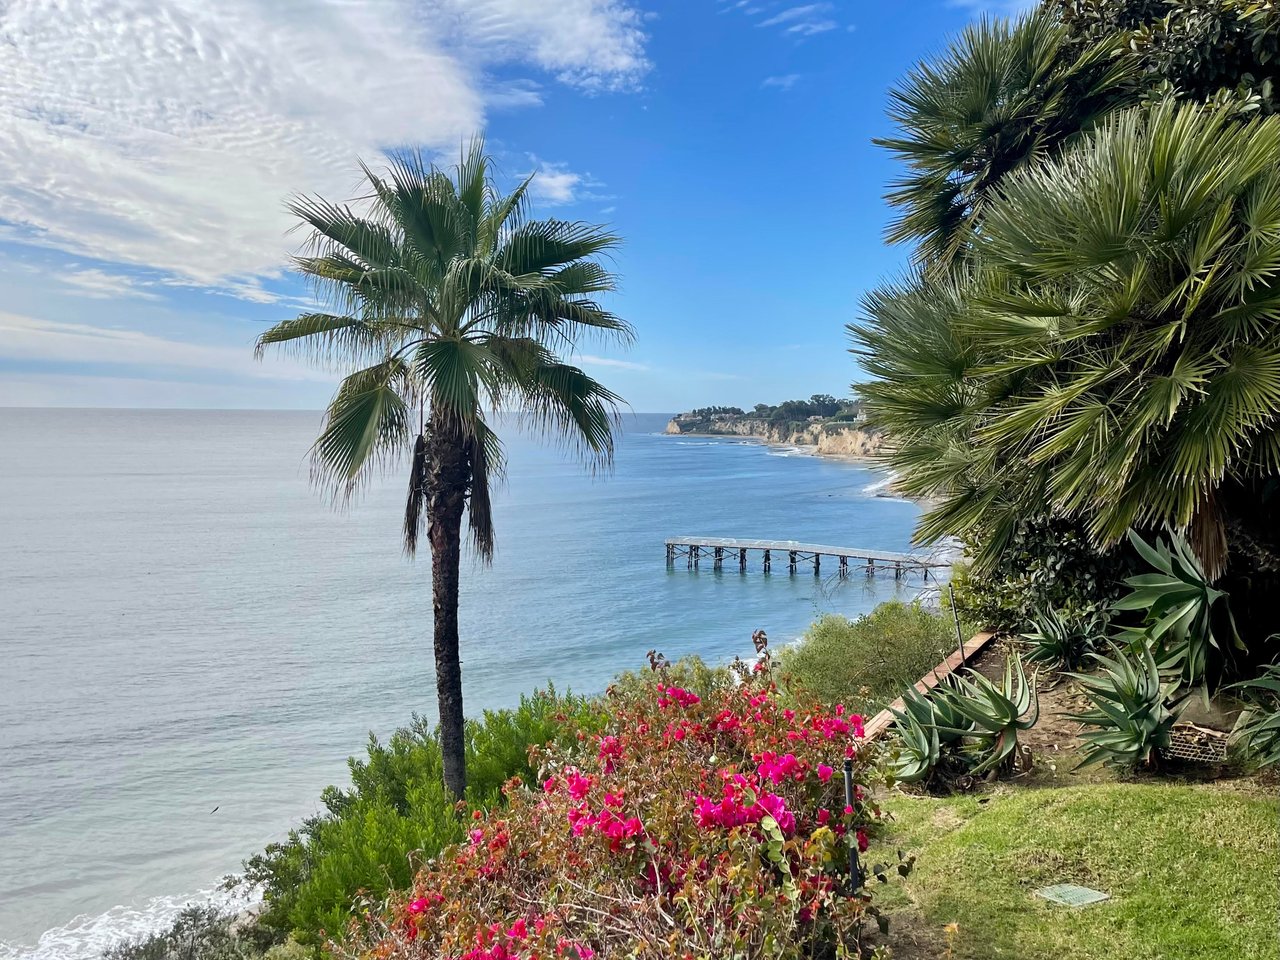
(426, 412, 470, 799)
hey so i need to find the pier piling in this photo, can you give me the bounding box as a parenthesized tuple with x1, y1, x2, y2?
(663, 538, 945, 580)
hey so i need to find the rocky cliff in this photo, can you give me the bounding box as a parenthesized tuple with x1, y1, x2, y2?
(665, 416, 886, 459)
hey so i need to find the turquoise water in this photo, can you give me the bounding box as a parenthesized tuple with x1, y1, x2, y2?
(0, 410, 936, 958)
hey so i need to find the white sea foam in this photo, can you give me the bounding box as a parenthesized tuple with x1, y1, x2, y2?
(860, 471, 897, 495)
(0, 885, 258, 960)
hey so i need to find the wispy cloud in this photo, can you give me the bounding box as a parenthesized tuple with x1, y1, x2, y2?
(0, 312, 333, 383)
(0, 0, 650, 298)
(578, 355, 650, 371)
(761, 74, 801, 91)
(737, 1, 844, 37)
(60, 268, 160, 301)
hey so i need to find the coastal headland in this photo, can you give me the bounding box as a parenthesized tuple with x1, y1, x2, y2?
(664, 397, 886, 460)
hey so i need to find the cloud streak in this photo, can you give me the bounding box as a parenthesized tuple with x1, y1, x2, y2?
(0, 0, 649, 295)
(0, 312, 333, 383)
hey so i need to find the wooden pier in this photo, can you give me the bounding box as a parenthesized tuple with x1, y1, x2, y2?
(665, 537, 945, 578)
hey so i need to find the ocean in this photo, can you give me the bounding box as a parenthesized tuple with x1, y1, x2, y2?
(0, 409, 937, 959)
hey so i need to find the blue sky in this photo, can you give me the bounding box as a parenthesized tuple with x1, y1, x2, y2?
(0, 0, 1027, 412)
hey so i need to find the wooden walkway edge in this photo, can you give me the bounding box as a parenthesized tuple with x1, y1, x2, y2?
(863, 631, 997, 741)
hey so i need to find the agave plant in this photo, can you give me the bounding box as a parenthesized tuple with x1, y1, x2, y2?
(886, 682, 974, 784)
(1023, 608, 1104, 671)
(942, 656, 1040, 775)
(1114, 529, 1238, 692)
(1069, 644, 1184, 770)
(1227, 662, 1280, 769)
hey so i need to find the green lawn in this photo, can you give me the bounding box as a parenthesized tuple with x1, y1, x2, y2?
(870, 782, 1280, 960)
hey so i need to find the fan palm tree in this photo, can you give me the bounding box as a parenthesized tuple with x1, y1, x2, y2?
(853, 101, 1280, 650)
(257, 142, 631, 798)
(876, 9, 1133, 270)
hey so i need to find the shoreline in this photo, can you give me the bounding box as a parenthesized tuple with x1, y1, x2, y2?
(666, 429, 914, 500)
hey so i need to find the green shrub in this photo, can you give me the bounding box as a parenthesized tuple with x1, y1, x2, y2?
(103, 905, 269, 960)
(949, 515, 1133, 632)
(240, 688, 605, 947)
(779, 601, 960, 709)
(609, 654, 734, 702)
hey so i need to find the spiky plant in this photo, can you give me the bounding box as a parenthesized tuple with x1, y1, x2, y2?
(1022, 607, 1104, 671)
(1114, 529, 1238, 693)
(257, 142, 631, 797)
(1227, 661, 1280, 768)
(941, 656, 1040, 775)
(886, 682, 975, 785)
(1069, 643, 1184, 769)
(875, 9, 1132, 269)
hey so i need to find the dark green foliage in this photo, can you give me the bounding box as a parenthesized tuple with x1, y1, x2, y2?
(684, 405, 745, 418)
(1051, 0, 1280, 113)
(1227, 662, 1280, 767)
(1069, 644, 1183, 769)
(1022, 607, 1106, 671)
(240, 689, 605, 947)
(102, 906, 270, 960)
(778, 601, 961, 710)
(949, 516, 1132, 632)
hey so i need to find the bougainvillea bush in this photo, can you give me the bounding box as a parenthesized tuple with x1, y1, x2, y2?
(342, 657, 884, 959)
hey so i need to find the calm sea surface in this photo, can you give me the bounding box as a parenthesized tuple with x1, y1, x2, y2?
(0, 409, 935, 959)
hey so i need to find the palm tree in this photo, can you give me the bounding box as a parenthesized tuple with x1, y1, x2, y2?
(853, 101, 1280, 650)
(257, 142, 631, 797)
(875, 9, 1132, 270)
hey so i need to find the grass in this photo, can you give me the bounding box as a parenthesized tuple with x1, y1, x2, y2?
(869, 781, 1280, 960)
(778, 601, 962, 710)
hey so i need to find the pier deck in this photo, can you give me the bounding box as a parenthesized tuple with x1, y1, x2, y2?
(665, 537, 945, 577)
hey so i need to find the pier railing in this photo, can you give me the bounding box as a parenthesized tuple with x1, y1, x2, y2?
(665, 537, 946, 578)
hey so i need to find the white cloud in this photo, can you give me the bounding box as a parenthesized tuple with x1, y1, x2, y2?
(578, 355, 649, 371)
(60, 268, 160, 301)
(757, 4, 836, 35)
(0, 312, 333, 383)
(527, 157, 612, 206)
(761, 74, 801, 91)
(530, 162, 586, 205)
(0, 0, 648, 295)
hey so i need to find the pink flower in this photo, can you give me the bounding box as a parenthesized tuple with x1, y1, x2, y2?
(565, 769, 593, 801)
(857, 828, 869, 852)
(407, 896, 430, 914)
(843, 804, 854, 816)
(817, 809, 831, 826)
(817, 763, 834, 783)
(597, 735, 623, 773)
